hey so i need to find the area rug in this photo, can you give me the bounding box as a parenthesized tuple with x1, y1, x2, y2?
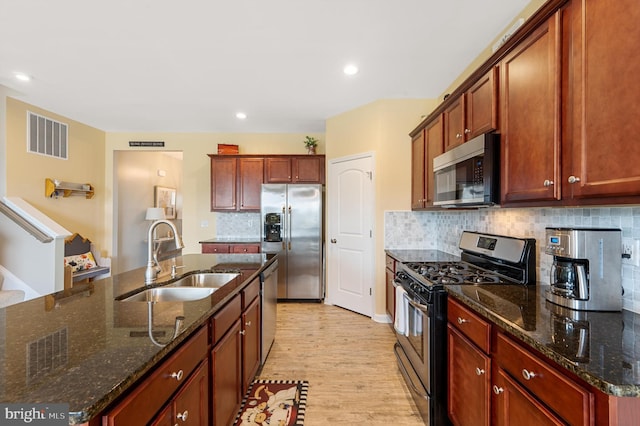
(234, 379, 309, 426)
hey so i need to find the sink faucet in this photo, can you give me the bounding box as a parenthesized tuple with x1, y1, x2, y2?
(145, 219, 184, 285)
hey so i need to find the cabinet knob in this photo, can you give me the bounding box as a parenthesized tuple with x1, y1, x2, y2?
(464, 128, 471, 134)
(456, 133, 463, 139)
(245, 321, 252, 327)
(475, 367, 485, 376)
(568, 175, 581, 184)
(522, 368, 537, 380)
(543, 179, 554, 187)
(493, 385, 504, 395)
(176, 410, 189, 421)
(239, 330, 246, 336)
(170, 370, 184, 381)
(457, 317, 468, 325)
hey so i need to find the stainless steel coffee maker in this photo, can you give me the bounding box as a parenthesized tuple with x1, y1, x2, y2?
(545, 227, 622, 311)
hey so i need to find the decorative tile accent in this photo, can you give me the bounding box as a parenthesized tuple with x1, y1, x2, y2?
(385, 206, 640, 313)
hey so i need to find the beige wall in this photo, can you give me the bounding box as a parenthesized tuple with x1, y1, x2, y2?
(326, 98, 436, 317)
(5, 98, 107, 252)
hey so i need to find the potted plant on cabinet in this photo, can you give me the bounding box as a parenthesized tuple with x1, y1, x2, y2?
(304, 136, 318, 154)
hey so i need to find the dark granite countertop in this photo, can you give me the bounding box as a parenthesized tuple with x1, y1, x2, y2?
(199, 237, 261, 244)
(0, 253, 276, 424)
(385, 249, 460, 263)
(446, 284, 640, 397)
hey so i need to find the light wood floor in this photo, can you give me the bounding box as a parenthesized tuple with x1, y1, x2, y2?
(257, 302, 426, 425)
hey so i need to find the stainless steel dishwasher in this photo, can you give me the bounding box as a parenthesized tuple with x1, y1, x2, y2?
(260, 259, 278, 365)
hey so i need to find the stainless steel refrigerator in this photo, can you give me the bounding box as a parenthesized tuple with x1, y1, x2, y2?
(261, 184, 324, 300)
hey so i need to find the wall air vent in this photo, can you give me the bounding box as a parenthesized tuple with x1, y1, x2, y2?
(27, 111, 68, 159)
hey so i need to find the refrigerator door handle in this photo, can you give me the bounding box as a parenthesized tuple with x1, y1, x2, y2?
(288, 205, 292, 250)
(282, 206, 286, 250)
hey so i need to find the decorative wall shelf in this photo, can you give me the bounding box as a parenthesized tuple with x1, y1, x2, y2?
(45, 178, 94, 199)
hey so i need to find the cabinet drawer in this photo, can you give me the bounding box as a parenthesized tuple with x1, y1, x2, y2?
(212, 295, 242, 343)
(448, 297, 491, 353)
(202, 244, 230, 254)
(242, 277, 260, 308)
(103, 326, 208, 426)
(231, 244, 260, 254)
(494, 331, 592, 426)
(385, 255, 395, 273)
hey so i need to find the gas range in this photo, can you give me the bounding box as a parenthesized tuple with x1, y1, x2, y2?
(397, 231, 537, 291)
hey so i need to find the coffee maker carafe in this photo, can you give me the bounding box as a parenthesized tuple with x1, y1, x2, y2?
(545, 228, 622, 311)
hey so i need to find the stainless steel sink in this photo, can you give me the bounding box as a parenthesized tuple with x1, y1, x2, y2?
(119, 287, 216, 303)
(167, 272, 239, 288)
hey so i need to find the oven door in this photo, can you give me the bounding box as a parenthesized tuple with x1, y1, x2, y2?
(395, 288, 431, 391)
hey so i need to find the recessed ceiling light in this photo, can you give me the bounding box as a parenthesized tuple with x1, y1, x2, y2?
(236, 112, 247, 120)
(343, 64, 359, 76)
(14, 72, 31, 82)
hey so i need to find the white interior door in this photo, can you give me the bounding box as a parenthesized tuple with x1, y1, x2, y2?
(327, 153, 374, 317)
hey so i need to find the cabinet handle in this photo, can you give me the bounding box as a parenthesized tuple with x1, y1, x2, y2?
(475, 367, 485, 376)
(245, 320, 252, 327)
(543, 179, 554, 187)
(568, 175, 581, 184)
(522, 368, 537, 380)
(456, 133, 463, 139)
(457, 317, 468, 325)
(170, 370, 184, 381)
(239, 330, 246, 336)
(493, 385, 504, 395)
(464, 128, 471, 134)
(176, 410, 189, 422)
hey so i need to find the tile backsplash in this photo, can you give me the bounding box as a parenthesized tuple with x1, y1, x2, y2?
(384, 207, 640, 313)
(216, 212, 261, 239)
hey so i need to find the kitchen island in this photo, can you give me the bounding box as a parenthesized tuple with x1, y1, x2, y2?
(0, 253, 276, 424)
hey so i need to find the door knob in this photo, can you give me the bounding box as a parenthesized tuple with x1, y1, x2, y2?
(330, 239, 337, 243)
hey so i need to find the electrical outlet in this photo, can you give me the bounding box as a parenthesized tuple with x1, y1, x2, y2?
(622, 238, 640, 267)
(248, 219, 253, 228)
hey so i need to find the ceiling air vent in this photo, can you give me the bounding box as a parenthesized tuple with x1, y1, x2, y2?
(27, 111, 68, 159)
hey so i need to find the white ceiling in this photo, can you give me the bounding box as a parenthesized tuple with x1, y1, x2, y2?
(0, 0, 530, 133)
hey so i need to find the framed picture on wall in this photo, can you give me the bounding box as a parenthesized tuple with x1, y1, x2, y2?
(154, 186, 176, 219)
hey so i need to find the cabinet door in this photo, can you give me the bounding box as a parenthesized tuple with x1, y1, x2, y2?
(293, 156, 324, 184)
(212, 320, 242, 426)
(242, 296, 261, 394)
(492, 366, 564, 426)
(210, 157, 237, 211)
(238, 158, 263, 211)
(466, 67, 498, 139)
(411, 129, 426, 209)
(448, 325, 491, 426)
(444, 96, 465, 151)
(425, 115, 444, 206)
(566, 0, 640, 200)
(385, 267, 395, 321)
(501, 13, 561, 203)
(265, 157, 292, 183)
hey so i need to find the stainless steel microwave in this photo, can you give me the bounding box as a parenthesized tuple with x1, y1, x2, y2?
(433, 133, 500, 207)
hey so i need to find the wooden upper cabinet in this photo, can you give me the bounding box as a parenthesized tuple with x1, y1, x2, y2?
(425, 115, 444, 206)
(209, 155, 263, 211)
(466, 67, 499, 139)
(444, 96, 465, 151)
(264, 155, 325, 184)
(411, 129, 426, 209)
(444, 67, 498, 152)
(238, 158, 263, 210)
(210, 156, 237, 211)
(564, 0, 640, 200)
(500, 12, 562, 204)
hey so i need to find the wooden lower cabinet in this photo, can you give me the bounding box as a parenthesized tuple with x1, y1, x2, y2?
(385, 255, 396, 321)
(242, 296, 261, 395)
(448, 297, 595, 426)
(151, 359, 210, 426)
(448, 325, 491, 426)
(212, 319, 243, 426)
(492, 366, 564, 426)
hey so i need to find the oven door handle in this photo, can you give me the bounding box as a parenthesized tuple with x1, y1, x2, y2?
(404, 293, 429, 313)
